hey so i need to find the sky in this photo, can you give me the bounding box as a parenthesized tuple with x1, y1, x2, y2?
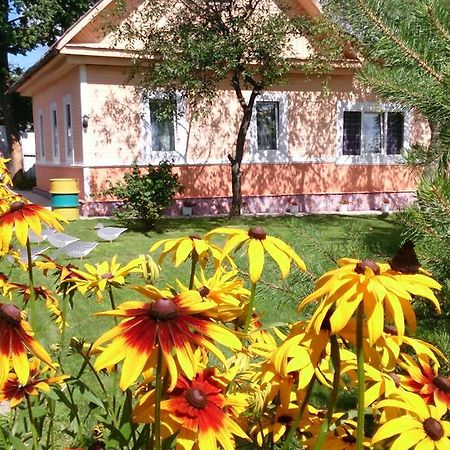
(9, 46, 48, 70)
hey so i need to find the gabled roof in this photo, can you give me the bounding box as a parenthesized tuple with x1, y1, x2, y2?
(12, 0, 325, 95)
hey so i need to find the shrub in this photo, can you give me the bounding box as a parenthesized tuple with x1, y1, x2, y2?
(103, 161, 184, 228)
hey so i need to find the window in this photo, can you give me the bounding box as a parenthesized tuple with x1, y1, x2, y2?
(38, 112, 45, 158)
(64, 98, 73, 161)
(246, 91, 288, 163)
(50, 103, 60, 161)
(342, 109, 405, 157)
(149, 99, 175, 152)
(256, 101, 279, 151)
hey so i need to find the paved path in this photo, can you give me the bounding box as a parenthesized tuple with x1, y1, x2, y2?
(14, 189, 51, 207)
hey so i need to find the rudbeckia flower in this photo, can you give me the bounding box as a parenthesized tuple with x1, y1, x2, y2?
(150, 234, 228, 268)
(158, 369, 248, 450)
(206, 226, 306, 283)
(68, 255, 139, 301)
(400, 354, 450, 410)
(299, 258, 441, 345)
(0, 158, 12, 186)
(0, 302, 53, 386)
(0, 198, 65, 252)
(179, 268, 250, 322)
(92, 287, 242, 390)
(0, 358, 68, 407)
(372, 391, 450, 450)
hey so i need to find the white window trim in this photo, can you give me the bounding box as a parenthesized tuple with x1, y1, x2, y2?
(336, 101, 411, 165)
(63, 95, 74, 164)
(140, 92, 187, 165)
(37, 109, 45, 160)
(50, 102, 60, 163)
(245, 91, 288, 163)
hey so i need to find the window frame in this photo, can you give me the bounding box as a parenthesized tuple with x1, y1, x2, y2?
(245, 91, 288, 163)
(141, 92, 187, 165)
(336, 101, 410, 165)
(50, 102, 60, 163)
(63, 96, 74, 163)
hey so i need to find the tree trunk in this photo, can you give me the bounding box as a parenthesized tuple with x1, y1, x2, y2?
(0, 1, 23, 182)
(229, 75, 260, 217)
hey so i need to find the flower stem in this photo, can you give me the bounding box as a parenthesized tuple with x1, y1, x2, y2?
(313, 335, 341, 450)
(189, 250, 198, 290)
(107, 287, 118, 325)
(60, 294, 69, 348)
(25, 239, 36, 303)
(151, 346, 163, 450)
(26, 395, 39, 450)
(356, 302, 365, 450)
(281, 374, 316, 450)
(243, 282, 257, 335)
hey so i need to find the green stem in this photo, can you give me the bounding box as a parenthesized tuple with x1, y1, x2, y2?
(60, 294, 69, 348)
(243, 282, 257, 335)
(153, 346, 163, 450)
(0, 424, 8, 450)
(281, 374, 316, 450)
(188, 250, 198, 290)
(45, 397, 56, 450)
(313, 335, 341, 450)
(25, 239, 36, 303)
(26, 395, 39, 450)
(356, 302, 365, 450)
(107, 286, 118, 325)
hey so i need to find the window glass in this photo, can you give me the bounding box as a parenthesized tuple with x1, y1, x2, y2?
(256, 101, 278, 150)
(39, 114, 45, 158)
(363, 112, 382, 154)
(149, 99, 175, 152)
(343, 111, 361, 155)
(387, 112, 404, 155)
(65, 103, 73, 158)
(51, 108, 59, 158)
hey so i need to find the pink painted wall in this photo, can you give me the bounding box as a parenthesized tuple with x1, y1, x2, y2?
(35, 166, 85, 198)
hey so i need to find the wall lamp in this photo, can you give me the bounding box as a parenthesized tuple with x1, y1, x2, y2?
(82, 114, 90, 129)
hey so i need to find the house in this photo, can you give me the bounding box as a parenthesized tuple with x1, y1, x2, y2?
(11, 0, 429, 216)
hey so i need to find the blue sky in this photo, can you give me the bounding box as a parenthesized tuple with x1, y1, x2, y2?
(9, 46, 48, 70)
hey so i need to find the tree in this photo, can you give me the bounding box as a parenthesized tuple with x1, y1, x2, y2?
(112, 0, 343, 217)
(0, 0, 92, 182)
(324, 0, 450, 174)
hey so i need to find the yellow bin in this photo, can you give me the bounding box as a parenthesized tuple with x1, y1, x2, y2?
(50, 178, 80, 221)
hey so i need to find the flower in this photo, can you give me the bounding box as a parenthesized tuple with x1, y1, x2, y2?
(93, 287, 242, 390)
(299, 258, 441, 345)
(400, 355, 450, 410)
(0, 358, 68, 407)
(180, 268, 250, 322)
(0, 302, 53, 386)
(206, 226, 306, 283)
(372, 391, 450, 450)
(139, 369, 248, 450)
(0, 158, 12, 186)
(68, 255, 139, 301)
(150, 234, 228, 268)
(0, 198, 65, 252)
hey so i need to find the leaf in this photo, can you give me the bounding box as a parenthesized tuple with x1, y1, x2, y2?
(7, 436, 28, 450)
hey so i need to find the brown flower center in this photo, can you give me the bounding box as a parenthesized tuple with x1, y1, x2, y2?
(9, 201, 25, 213)
(277, 414, 292, 424)
(248, 226, 267, 240)
(185, 388, 207, 409)
(149, 298, 178, 321)
(388, 372, 401, 388)
(355, 259, 380, 275)
(198, 286, 210, 297)
(101, 272, 113, 279)
(383, 325, 398, 336)
(0, 303, 22, 323)
(423, 417, 444, 441)
(342, 434, 357, 444)
(433, 376, 450, 393)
